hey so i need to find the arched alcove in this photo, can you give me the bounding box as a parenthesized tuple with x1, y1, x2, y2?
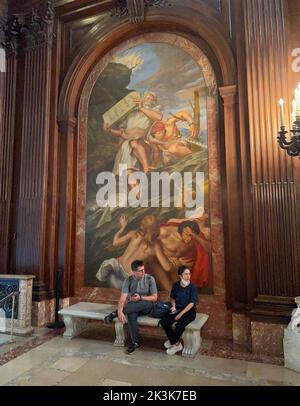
(57, 10, 238, 339)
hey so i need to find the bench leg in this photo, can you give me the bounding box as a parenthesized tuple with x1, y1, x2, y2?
(182, 329, 202, 358)
(114, 321, 125, 347)
(63, 316, 88, 339)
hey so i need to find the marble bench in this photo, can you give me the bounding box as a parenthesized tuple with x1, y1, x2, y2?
(59, 302, 209, 358)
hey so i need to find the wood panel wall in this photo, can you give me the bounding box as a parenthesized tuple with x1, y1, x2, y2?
(0, 17, 18, 274)
(0, 5, 57, 300)
(244, 0, 300, 317)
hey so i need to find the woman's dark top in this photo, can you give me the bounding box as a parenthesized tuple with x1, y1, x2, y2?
(170, 282, 198, 311)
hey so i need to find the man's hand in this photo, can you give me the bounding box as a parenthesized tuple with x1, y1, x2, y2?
(119, 214, 127, 229)
(118, 311, 126, 325)
(134, 97, 143, 110)
(131, 293, 141, 302)
(169, 257, 180, 267)
(178, 257, 194, 269)
(103, 122, 111, 132)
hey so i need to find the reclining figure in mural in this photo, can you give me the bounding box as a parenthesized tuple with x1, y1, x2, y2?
(147, 111, 195, 167)
(103, 91, 163, 174)
(96, 214, 173, 289)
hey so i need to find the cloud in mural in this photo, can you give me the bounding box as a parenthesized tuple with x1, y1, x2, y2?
(122, 43, 205, 114)
(113, 51, 145, 72)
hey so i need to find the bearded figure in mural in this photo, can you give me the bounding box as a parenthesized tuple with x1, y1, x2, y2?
(103, 92, 163, 174)
(151, 218, 211, 291)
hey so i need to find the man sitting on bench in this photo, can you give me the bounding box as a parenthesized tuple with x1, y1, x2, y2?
(105, 260, 158, 354)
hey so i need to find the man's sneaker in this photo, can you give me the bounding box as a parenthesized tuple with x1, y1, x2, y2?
(164, 340, 172, 349)
(126, 342, 140, 354)
(104, 310, 118, 324)
(166, 343, 183, 355)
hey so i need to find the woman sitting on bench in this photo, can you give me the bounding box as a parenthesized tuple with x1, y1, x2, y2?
(160, 266, 198, 355)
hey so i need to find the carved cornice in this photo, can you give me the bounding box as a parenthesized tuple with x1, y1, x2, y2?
(0, 16, 21, 56)
(0, 1, 55, 55)
(111, 0, 172, 23)
(20, 1, 55, 51)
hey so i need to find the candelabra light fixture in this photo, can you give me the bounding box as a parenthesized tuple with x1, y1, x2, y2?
(277, 83, 300, 157)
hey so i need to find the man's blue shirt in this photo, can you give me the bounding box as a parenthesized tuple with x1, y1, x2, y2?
(170, 282, 198, 311)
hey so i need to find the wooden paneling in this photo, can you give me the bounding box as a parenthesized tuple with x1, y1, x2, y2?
(15, 47, 47, 274)
(244, 0, 300, 312)
(0, 22, 18, 273)
(4, 5, 56, 300)
(253, 182, 300, 297)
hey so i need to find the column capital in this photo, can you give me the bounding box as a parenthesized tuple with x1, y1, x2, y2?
(0, 16, 21, 56)
(20, 2, 55, 51)
(219, 85, 238, 101)
(57, 116, 77, 135)
(0, 2, 55, 54)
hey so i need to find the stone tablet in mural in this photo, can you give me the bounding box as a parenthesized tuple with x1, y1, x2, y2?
(103, 91, 140, 127)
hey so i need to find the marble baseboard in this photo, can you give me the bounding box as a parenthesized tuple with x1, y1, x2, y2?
(31, 298, 71, 327)
(232, 313, 251, 346)
(32, 299, 55, 327)
(0, 325, 34, 336)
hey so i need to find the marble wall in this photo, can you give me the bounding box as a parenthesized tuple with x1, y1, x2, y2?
(251, 321, 285, 358)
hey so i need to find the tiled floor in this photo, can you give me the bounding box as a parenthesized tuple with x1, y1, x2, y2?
(0, 326, 299, 386)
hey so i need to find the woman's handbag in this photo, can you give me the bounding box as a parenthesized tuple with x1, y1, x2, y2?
(150, 301, 172, 318)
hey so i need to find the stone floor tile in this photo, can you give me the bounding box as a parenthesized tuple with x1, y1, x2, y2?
(99, 378, 132, 386)
(58, 359, 115, 386)
(50, 356, 89, 373)
(16, 368, 70, 386)
(246, 361, 285, 383)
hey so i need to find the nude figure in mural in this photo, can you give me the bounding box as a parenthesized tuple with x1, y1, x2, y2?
(96, 214, 173, 289)
(103, 92, 163, 174)
(147, 111, 195, 167)
(147, 218, 212, 292)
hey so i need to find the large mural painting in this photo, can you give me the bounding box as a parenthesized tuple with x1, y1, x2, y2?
(84, 39, 215, 293)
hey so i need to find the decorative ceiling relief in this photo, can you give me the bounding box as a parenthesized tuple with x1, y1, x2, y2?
(111, 0, 172, 23)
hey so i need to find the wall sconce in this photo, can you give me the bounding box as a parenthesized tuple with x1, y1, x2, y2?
(277, 83, 300, 157)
